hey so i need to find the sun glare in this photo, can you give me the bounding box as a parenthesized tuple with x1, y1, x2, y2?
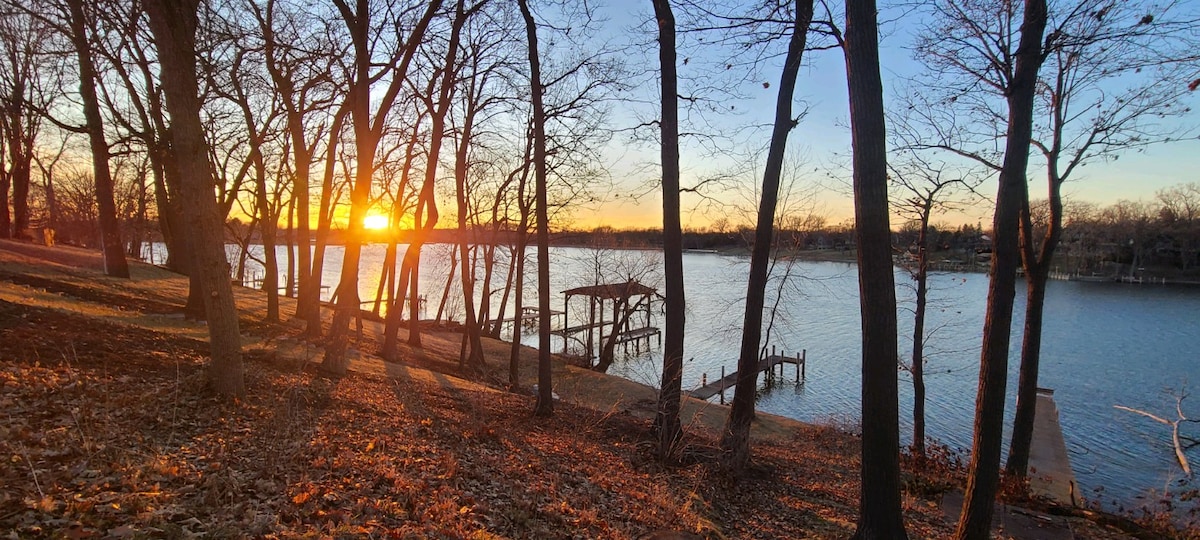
(363, 214, 389, 230)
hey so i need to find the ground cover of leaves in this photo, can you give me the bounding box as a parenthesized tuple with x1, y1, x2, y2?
(0, 296, 950, 539)
(0, 242, 1178, 539)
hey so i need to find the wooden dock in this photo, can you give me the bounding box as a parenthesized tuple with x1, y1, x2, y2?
(613, 326, 660, 344)
(689, 350, 805, 401)
(488, 307, 565, 329)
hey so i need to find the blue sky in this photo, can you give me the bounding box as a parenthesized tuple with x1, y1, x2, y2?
(570, 1, 1200, 231)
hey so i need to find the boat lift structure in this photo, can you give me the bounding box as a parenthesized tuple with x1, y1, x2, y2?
(553, 280, 661, 367)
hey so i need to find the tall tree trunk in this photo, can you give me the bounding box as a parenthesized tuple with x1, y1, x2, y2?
(293, 148, 315, 325)
(151, 136, 205, 319)
(719, 0, 812, 472)
(232, 65, 280, 322)
(322, 0, 378, 375)
(845, 0, 907, 537)
(508, 239, 526, 385)
(492, 243, 516, 338)
(1005, 270, 1047, 477)
(145, 0, 244, 397)
(305, 108, 347, 336)
(387, 2, 460, 352)
(517, 0, 554, 417)
(325, 0, 444, 370)
(127, 164, 148, 259)
(1007, 82, 1068, 480)
(41, 163, 57, 232)
(911, 210, 931, 460)
(955, 1, 1046, 537)
(68, 0, 129, 277)
(148, 150, 182, 270)
(381, 256, 413, 361)
(436, 246, 458, 322)
(374, 239, 398, 315)
(285, 196, 296, 297)
(253, 166, 279, 322)
(259, 0, 318, 331)
(651, 0, 685, 461)
(493, 135, 533, 340)
(10, 157, 30, 240)
(0, 169, 9, 239)
(454, 99, 485, 371)
(508, 162, 532, 386)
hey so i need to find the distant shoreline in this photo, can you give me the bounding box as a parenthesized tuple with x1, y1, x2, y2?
(145, 238, 1200, 287)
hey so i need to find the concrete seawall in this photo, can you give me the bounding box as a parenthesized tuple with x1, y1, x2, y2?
(1028, 388, 1076, 505)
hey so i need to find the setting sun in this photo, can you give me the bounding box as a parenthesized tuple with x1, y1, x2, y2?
(363, 214, 389, 230)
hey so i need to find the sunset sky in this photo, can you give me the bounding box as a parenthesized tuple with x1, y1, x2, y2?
(566, 2, 1200, 232)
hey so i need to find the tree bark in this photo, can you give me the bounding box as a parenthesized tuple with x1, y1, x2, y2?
(955, 1, 1047, 537)
(845, 0, 907, 537)
(144, 0, 244, 397)
(911, 207, 931, 460)
(719, 0, 812, 472)
(652, 0, 685, 461)
(517, 0, 554, 418)
(1007, 60, 1068, 479)
(1005, 271, 1047, 476)
(508, 159, 532, 386)
(10, 156, 30, 240)
(323, 0, 442, 372)
(0, 168, 10, 239)
(68, 0, 129, 278)
(321, 0, 378, 375)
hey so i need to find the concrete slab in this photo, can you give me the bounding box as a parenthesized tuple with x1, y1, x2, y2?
(942, 492, 1075, 539)
(1029, 388, 1077, 505)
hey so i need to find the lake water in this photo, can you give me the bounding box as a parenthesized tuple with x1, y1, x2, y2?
(207, 242, 1200, 510)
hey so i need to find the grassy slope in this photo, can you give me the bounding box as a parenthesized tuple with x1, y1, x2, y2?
(0, 240, 1164, 539)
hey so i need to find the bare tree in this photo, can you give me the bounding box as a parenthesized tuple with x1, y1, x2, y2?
(63, 0, 129, 278)
(516, 0, 554, 417)
(651, 0, 685, 461)
(844, 0, 907, 536)
(381, 0, 472, 358)
(250, 0, 350, 334)
(719, 0, 814, 473)
(1007, 0, 1200, 479)
(0, 5, 55, 240)
(321, 0, 443, 374)
(144, 0, 244, 396)
(222, 41, 283, 322)
(940, 0, 1048, 536)
(887, 142, 980, 460)
(1156, 182, 1200, 270)
(448, 7, 510, 372)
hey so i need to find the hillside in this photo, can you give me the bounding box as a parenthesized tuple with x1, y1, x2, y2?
(0, 240, 1171, 539)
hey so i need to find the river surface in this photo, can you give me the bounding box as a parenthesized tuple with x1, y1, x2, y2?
(201, 242, 1200, 510)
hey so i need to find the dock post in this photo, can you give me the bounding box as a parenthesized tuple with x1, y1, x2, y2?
(702, 373, 707, 386)
(719, 366, 725, 405)
(801, 349, 806, 380)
